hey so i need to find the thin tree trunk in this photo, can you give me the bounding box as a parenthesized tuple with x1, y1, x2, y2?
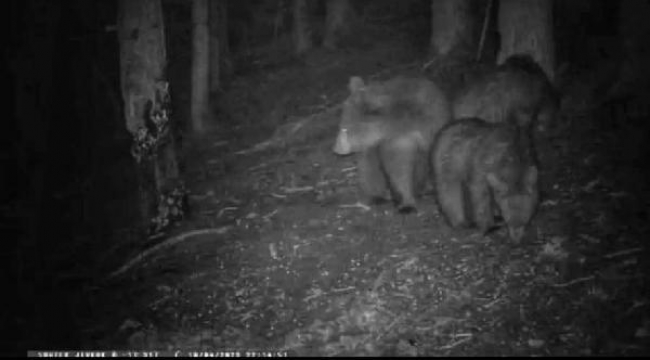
(293, 0, 313, 55)
(476, 0, 494, 62)
(209, 0, 220, 95)
(273, 0, 288, 42)
(498, 0, 555, 82)
(192, 0, 209, 133)
(430, 0, 477, 59)
(324, 0, 352, 50)
(219, 0, 231, 80)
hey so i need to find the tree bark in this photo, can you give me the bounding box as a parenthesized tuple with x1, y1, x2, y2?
(324, 0, 352, 50)
(118, 0, 167, 134)
(118, 0, 180, 233)
(220, 0, 232, 81)
(209, 0, 221, 95)
(192, 0, 209, 133)
(293, 0, 313, 55)
(430, 0, 477, 59)
(497, 0, 555, 82)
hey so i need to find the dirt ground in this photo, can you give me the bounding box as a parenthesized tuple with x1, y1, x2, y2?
(81, 31, 650, 356)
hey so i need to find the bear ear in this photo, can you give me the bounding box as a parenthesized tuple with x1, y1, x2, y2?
(349, 76, 366, 94)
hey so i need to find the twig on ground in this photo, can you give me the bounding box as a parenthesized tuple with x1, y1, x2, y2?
(438, 334, 473, 350)
(339, 202, 371, 211)
(282, 186, 314, 194)
(552, 275, 595, 288)
(218, 207, 238, 218)
(107, 227, 232, 280)
(603, 247, 643, 259)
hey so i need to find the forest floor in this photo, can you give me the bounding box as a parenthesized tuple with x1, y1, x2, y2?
(84, 34, 650, 356)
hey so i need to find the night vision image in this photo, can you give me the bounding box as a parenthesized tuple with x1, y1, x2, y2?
(5, 0, 650, 356)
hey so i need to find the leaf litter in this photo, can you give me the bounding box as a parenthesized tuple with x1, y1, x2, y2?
(90, 37, 650, 357)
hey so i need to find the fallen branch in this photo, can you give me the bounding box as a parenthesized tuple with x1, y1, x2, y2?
(330, 286, 356, 293)
(281, 186, 314, 194)
(303, 286, 355, 302)
(107, 227, 232, 280)
(218, 206, 238, 218)
(339, 202, 371, 211)
(482, 297, 504, 309)
(263, 209, 279, 220)
(234, 118, 312, 156)
(371, 269, 389, 293)
(248, 162, 269, 172)
(603, 247, 643, 259)
(376, 315, 405, 342)
(235, 140, 274, 155)
(421, 58, 437, 71)
(235, 104, 341, 156)
(438, 334, 473, 350)
(552, 275, 595, 288)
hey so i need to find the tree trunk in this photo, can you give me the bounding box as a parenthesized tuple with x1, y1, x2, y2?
(611, 0, 650, 97)
(118, 0, 167, 134)
(324, 0, 352, 50)
(209, 0, 221, 95)
(192, 0, 209, 133)
(293, 0, 313, 55)
(497, 0, 555, 82)
(430, 0, 477, 59)
(118, 0, 180, 233)
(219, 0, 232, 81)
